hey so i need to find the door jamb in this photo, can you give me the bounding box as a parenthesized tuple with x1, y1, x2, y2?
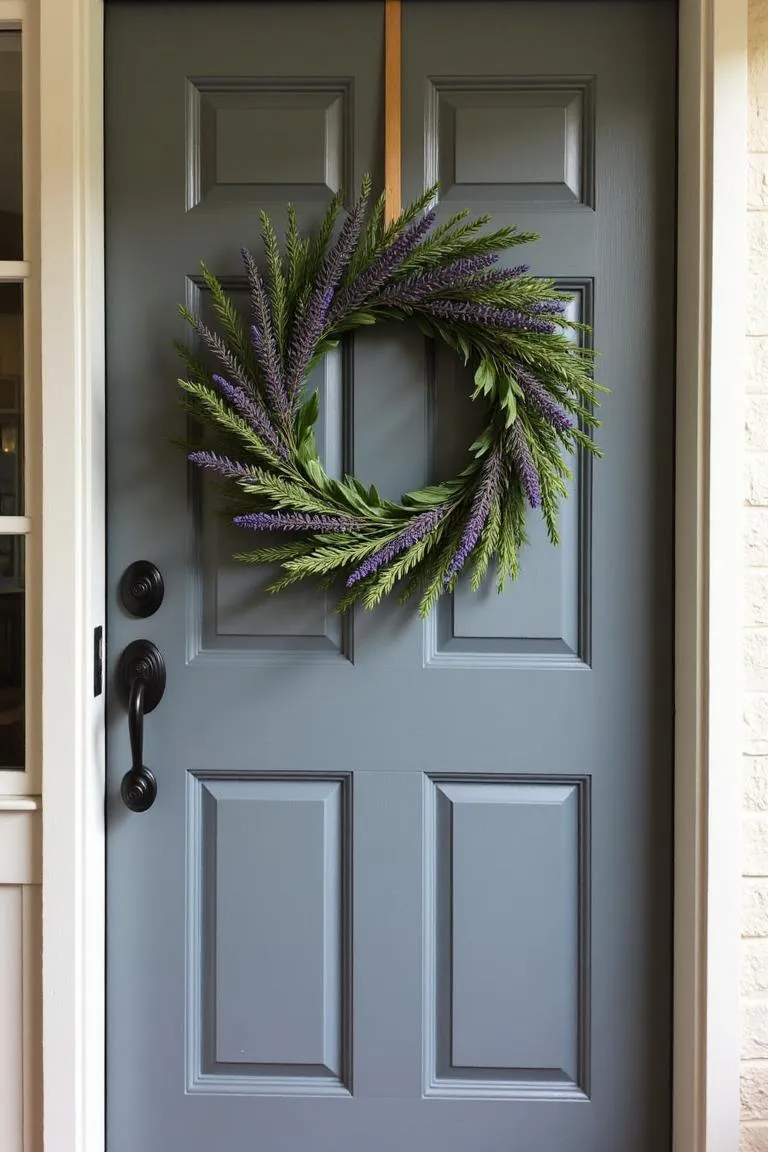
(674, 1, 746, 1147)
(38, 0, 747, 1148)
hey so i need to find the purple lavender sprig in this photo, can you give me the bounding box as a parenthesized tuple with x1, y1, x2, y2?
(527, 299, 567, 315)
(240, 247, 287, 418)
(372, 255, 499, 307)
(346, 506, 446, 586)
(283, 286, 334, 406)
(211, 374, 288, 460)
(188, 451, 256, 481)
(249, 322, 287, 420)
(507, 421, 541, 508)
(420, 300, 557, 334)
(285, 189, 370, 404)
(234, 512, 361, 533)
(329, 209, 438, 322)
(444, 451, 502, 583)
(459, 264, 532, 292)
(513, 364, 572, 432)
(188, 315, 257, 397)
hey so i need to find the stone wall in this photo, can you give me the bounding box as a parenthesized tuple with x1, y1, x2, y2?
(743, 2, 768, 1146)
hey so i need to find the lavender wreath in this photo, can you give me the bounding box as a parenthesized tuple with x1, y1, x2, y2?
(177, 178, 602, 616)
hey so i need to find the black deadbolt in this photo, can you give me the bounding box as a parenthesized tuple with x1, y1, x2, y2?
(120, 560, 164, 618)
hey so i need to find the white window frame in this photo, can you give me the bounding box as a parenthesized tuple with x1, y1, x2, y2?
(0, 0, 40, 801)
(37, 0, 747, 1149)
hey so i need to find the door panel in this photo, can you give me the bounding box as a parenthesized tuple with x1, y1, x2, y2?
(190, 774, 351, 1092)
(424, 777, 587, 1095)
(105, 3, 676, 1150)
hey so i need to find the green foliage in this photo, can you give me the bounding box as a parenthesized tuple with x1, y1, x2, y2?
(178, 379, 282, 469)
(259, 211, 288, 355)
(471, 497, 501, 591)
(176, 178, 605, 614)
(198, 263, 253, 371)
(303, 190, 344, 293)
(285, 204, 309, 299)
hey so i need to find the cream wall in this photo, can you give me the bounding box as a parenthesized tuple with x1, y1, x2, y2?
(744, 1, 768, 1146)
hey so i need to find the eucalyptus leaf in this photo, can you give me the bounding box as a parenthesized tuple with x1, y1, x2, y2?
(504, 392, 518, 427)
(474, 359, 495, 395)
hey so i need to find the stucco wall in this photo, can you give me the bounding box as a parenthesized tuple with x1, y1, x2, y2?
(744, 2, 768, 1146)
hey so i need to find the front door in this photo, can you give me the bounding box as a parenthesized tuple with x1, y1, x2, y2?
(105, 3, 676, 1150)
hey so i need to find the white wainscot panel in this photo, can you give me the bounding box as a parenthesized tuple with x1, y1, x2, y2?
(0, 808, 42, 1152)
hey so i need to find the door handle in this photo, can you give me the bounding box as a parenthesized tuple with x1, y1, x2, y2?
(117, 639, 166, 813)
(122, 674, 156, 812)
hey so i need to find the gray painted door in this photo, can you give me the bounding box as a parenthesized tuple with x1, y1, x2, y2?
(105, 3, 676, 1150)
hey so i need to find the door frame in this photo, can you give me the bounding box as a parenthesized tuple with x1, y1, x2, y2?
(37, 0, 747, 1149)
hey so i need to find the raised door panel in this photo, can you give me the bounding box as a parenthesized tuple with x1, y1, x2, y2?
(187, 79, 351, 211)
(187, 774, 352, 1094)
(188, 285, 350, 663)
(424, 778, 589, 1098)
(428, 79, 595, 206)
(426, 286, 593, 668)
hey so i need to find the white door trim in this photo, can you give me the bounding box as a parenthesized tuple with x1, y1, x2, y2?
(38, 0, 747, 1149)
(674, 0, 747, 1146)
(40, 0, 105, 1148)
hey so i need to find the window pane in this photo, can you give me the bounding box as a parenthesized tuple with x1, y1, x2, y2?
(0, 535, 24, 769)
(0, 284, 22, 515)
(0, 31, 21, 260)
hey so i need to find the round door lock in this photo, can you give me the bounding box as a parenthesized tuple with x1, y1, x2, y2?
(119, 560, 164, 618)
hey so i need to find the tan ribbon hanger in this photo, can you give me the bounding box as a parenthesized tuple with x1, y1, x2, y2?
(384, 0, 402, 227)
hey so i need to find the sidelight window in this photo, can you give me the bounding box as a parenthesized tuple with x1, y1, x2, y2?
(0, 10, 38, 789)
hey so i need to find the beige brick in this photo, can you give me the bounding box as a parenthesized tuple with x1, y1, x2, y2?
(749, 214, 768, 334)
(743, 1062, 768, 1120)
(749, 576, 768, 629)
(746, 815, 768, 876)
(746, 633, 768, 689)
(749, 216, 768, 335)
(744, 881, 768, 936)
(749, 399, 768, 451)
(744, 940, 768, 996)
(747, 456, 768, 506)
(752, 157, 768, 210)
(750, 94, 768, 152)
(746, 511, 768, 567)
(746, 760, 768, 812)
(744, 1003, 768, 1058)
(750, 206, 768, 257)
(748, 338, 768, 394)
(746, 694, 768, 755)
(747, 627, 768, 692)
(742, 1122, 768, 1151)
(747, 574, 768, 627)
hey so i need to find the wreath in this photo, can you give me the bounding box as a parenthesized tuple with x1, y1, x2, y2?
(177, 178, 602, 616)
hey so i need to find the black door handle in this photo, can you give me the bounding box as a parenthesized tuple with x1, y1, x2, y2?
(121, 674, 157, 812)
(117, 639, 166, 813)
